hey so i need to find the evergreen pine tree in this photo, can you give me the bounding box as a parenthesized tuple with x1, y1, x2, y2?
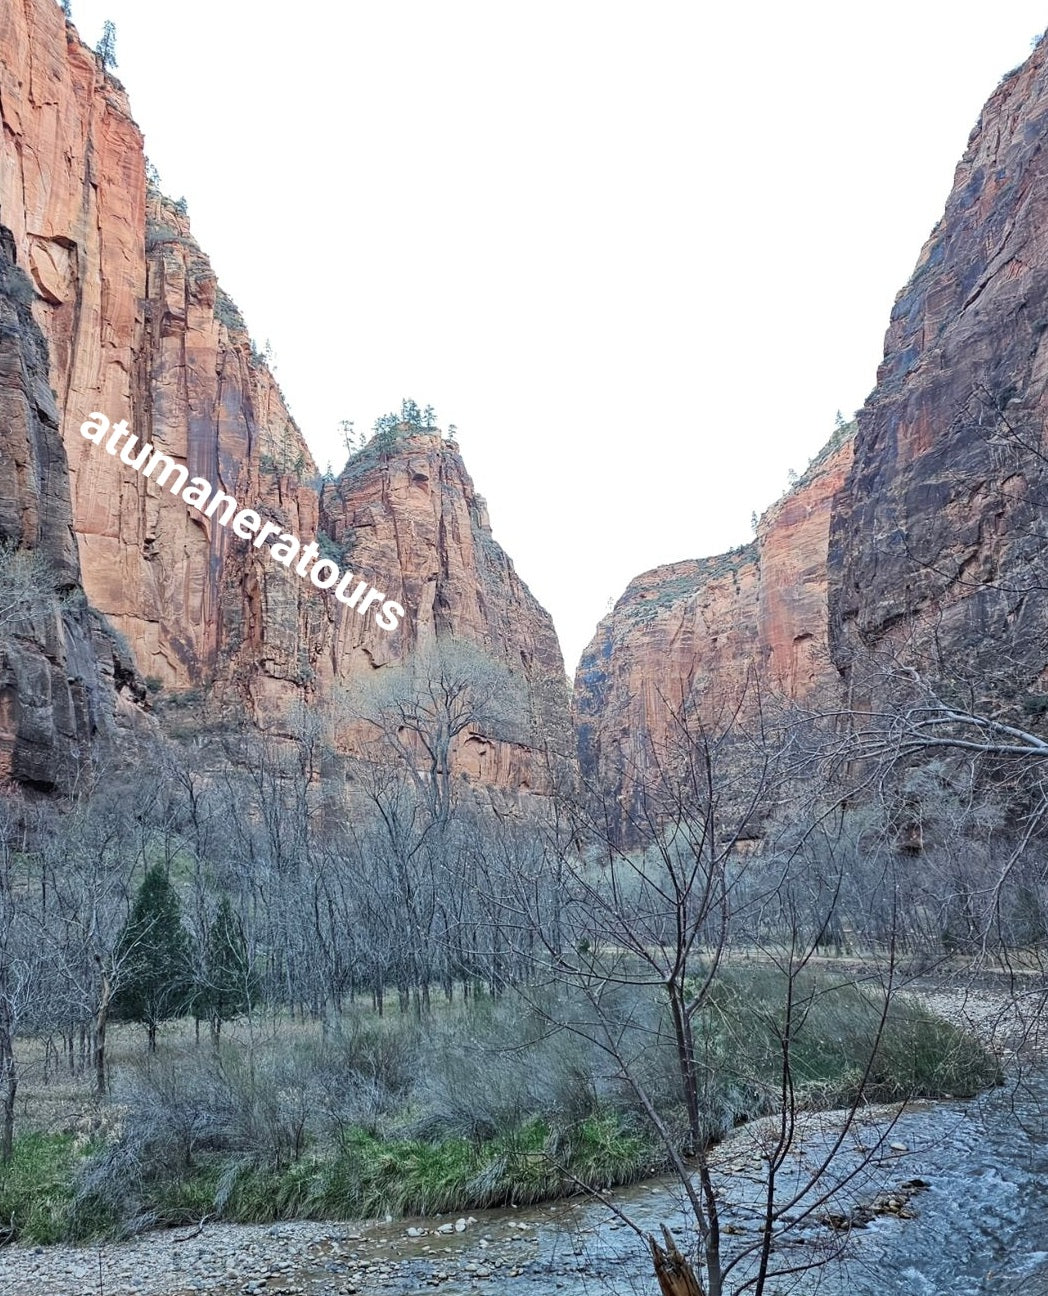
(111, 864, 193, 1051)
(201, 894, 254, 1044)
(338, 418, 357, 459)
(95, 19, 118, 70)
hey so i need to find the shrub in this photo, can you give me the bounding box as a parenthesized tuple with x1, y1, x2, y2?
(214, 287, 245, 333)
(62, 973, 998, 1238)
(701, 966, 1001, 1107)
(314, 530, 344, 566)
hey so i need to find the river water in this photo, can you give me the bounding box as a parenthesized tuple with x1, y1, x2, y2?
(295, 1071, 1048, 1296)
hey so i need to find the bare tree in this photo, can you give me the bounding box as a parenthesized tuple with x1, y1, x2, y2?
(347, 637, 526, 829)
(0, 541, 66, 643)
(503, 697, 981, 1296)
(0, 790, 38, 1160)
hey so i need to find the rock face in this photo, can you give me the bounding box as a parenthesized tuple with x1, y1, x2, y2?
(19, 0, 1048, 815)
(574, 430, 852, 828)
(319, 430, 573, 800)
(0, 0, 571, 799)
(828, 41, 1048, 704)
(575, 34, 1048, 821)
(0, 226, 149, 791)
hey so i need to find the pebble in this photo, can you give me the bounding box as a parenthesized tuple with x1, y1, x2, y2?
(0, 1213, 571, 1296)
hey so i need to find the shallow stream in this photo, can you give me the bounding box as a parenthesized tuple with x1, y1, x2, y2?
(293, 1072, 1048, 1295)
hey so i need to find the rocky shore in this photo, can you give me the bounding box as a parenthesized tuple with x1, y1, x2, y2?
(0, 1211, 582, 1296)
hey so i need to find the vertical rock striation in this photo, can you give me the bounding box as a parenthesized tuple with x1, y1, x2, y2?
(320, 428, 574, 801)
(574, 33, 1048, 819)
(0, 226, 148, 791)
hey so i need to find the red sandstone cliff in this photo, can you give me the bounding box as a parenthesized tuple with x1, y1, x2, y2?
(0, 225, 151, 791)
(0, 0, 571, 798)
(828, 39, 1048, 710)
(1, 0, 312, 691)
(575, 33, 1048, 819)
(319, 428, 572, 798)
(574, 429, 852, 824)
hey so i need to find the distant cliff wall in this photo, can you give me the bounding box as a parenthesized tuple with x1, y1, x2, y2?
(573, 430, 852, 827)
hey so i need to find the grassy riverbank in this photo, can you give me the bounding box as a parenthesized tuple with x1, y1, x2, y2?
(1, 968, 1001, 1244)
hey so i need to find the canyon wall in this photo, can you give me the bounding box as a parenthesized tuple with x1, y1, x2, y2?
(0, 226, 150, 791)
(319, 430, 573, 798)
(574, 429, 852, 826)
(0, 0, 571, 799)
(15, 0, 1048, 816)
(574, 36, 1048, 820)
(828, 40, 1048, 708)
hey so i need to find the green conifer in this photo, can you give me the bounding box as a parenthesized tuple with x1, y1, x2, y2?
(95, 19, 118, 70)
(111, 864, 193, 1051)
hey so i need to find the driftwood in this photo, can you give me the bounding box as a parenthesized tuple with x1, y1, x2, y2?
(173, 1213, 212, 1243)
(649, 1225, 705, 1296)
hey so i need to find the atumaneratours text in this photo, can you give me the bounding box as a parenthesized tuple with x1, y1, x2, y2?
(80, 414, 405, 632)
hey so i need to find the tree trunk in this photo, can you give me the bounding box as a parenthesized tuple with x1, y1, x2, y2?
(94, 965, 112, 1098)
(667, 983, 701, 1149)
(0, 1024, 16, 1164)
(649, 1228, 706, 1296)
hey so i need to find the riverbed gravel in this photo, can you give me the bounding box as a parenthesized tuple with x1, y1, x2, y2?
(0, 1212, 585, 1296)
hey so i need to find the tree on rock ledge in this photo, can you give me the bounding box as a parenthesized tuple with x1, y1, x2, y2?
(95, 19, 117, 70)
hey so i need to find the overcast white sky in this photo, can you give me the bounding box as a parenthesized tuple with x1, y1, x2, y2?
(70, 0, 1048, 673)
